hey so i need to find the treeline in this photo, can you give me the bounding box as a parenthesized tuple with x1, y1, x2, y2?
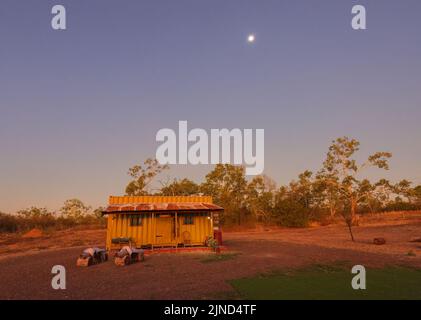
(125, 137, 421, 227)
(2, 137, 420, 234)
(0, 199, 105, 233)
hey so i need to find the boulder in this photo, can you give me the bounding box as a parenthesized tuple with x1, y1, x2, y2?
(373, 238, 386, 245)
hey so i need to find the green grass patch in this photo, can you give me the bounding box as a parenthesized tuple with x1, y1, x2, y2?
(200, 253, 240, 264)
(229, 265, 421, 300)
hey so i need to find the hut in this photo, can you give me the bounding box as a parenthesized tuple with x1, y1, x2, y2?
(102, 196, 223, 250)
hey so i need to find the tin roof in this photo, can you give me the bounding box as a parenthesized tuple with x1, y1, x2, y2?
(108, 195, 213, 205)
(103, 202, 224, 215)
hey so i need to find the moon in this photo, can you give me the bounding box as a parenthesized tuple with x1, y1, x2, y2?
(247, 34, 255, 43)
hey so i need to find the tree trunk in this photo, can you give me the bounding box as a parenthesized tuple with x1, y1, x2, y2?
(330, 205, 336, 219)
(350, 196, 357, 225)
(368, 201, 375, 214)
(346, 219, 355, 242)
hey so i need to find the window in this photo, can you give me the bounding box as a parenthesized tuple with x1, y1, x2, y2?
(130, 215, 142, 226)
(183, 214, 194, 225)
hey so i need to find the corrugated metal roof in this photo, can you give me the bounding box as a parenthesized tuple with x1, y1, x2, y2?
(108, 195, 213, 205)
(103, 202, 224, 215)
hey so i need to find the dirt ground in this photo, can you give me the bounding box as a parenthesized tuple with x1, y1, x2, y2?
(0, 212, 420, 300)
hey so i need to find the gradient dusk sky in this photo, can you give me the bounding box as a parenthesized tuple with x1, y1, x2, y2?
(1, 0, 420, 213)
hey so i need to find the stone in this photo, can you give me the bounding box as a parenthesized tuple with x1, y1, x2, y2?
(373, 238, 386, 245)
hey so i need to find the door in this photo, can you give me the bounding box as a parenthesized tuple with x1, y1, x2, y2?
(155, 215, 173, 244)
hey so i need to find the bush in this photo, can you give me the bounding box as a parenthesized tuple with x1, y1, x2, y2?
(383, 202, 420, 212)
(0, 210, 106, 234)
(273, 199, 310, 228)
(0, 213, 19, 233)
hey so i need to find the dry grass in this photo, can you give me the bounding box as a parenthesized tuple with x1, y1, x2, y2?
(0, 225, 106, 259)
(0, 211, 420, 262)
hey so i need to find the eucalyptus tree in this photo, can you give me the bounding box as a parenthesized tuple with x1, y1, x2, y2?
(125, 158, 169, 196)
(318, 137, 392, 241)
(200, 164, 248, 225)
(246, 175, 276, 223)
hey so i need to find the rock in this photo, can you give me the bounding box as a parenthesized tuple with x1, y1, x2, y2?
(409, 237, 421, 243)
(373, 238, 386, 245)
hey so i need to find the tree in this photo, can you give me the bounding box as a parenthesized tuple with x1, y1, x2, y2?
(272, 186, 310, 227)
(93, 207, 105, 219)
(289, 171, 318, 209)
(318, 137, 392, 241)
(16, 207, 56, 231)
(60, 199, 91, 220)
(246, 175, 276, 223)
(358, 179, 391, 213)
(125, 158, 169, 196)
(160, 178, 200, 196)
(201, 164, 247, 225)
(315, 171, 341, 219)
(17, 207, 53, 218)
(393, 180, 414, 203)
(414, 185, 421, 206)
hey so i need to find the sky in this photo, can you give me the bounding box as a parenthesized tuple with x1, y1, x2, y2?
(0, 0, 420, 213)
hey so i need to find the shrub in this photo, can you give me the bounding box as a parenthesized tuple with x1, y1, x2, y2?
(0, 213, 19, 233)
(272, 199, 309, 228)
(383, 202, 420, 212)
(0, 208, 106, 234)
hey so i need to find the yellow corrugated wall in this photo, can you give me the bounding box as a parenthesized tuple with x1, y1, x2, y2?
(107, 214, 155, 249)
(106, 214, 213, 249)
(178, 215, 212, 244)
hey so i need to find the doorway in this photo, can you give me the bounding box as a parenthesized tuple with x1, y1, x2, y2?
(155, 215, 173, 245)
